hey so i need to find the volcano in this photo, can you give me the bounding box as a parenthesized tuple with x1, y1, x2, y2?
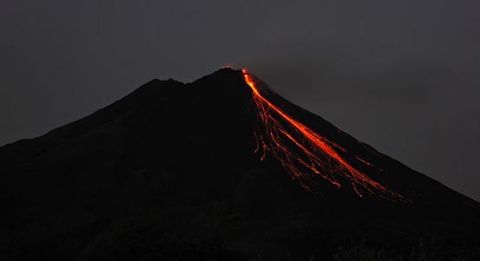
(1, 68, 479, 260)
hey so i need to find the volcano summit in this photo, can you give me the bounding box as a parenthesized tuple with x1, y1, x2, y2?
(1, 68, 480, 260)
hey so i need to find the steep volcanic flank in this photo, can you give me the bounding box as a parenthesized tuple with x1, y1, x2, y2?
(1, 68, 480, 260)
(242, 69, 405, 202)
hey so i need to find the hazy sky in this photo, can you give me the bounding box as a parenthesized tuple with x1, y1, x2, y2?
(1, 0, 479, 200)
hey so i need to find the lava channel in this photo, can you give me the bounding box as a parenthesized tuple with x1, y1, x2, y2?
(242, 69, 407, 202)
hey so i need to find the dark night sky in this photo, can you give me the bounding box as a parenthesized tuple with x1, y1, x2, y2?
(1, 0, 479, 200)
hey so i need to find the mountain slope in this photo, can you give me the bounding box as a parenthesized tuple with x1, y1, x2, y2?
(1, 68, 479, 260)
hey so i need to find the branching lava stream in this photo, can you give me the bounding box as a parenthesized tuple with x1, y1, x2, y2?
(242, 69, 407, 202)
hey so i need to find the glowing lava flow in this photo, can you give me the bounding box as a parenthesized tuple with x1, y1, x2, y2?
(242, 69, 406, 201)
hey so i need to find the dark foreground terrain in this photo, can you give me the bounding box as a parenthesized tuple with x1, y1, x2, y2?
(1, 68, 479, 260)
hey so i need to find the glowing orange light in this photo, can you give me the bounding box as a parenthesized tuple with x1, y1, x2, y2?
(242, 69, 407, 202)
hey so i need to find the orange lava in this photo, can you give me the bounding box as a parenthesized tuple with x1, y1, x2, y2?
(242, 69, 406, 201)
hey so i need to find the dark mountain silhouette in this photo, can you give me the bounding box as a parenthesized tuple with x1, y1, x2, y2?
(1, 68, 479, 260)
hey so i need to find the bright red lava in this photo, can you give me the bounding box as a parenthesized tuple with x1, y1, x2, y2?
(242, 69, 407, 202)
